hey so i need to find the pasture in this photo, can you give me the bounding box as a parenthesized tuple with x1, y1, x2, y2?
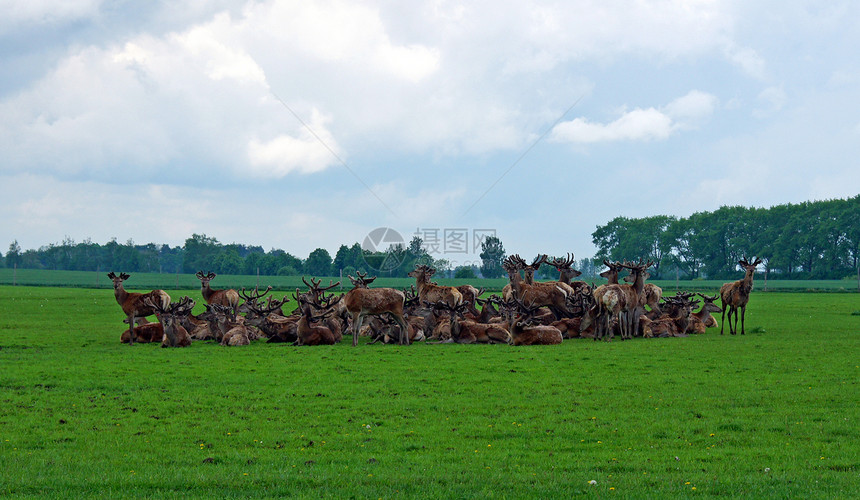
(1, 285, 858, 498)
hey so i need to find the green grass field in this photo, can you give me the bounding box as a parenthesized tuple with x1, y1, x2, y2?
(2, 268, 859, 293)
(1, 285, 858, 498)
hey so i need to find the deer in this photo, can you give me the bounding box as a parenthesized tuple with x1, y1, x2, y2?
(344, 274, 411, 346)
(623, 269, 663, 316)
(647, 294, 699, 337)
(502, 256, 572, 320)
(546, 253, 589, 294)
(120, 322, 164, 344)
(408, 264, 463, 308)
(502, 254, 557, 298)
(197, 303, 255, 346)
(195, 271, 240, 314)
(689, 293, 722, 334)
(294, 291, 341, 346)
(505, 298, 563, 346)
(720, 257, 763, 335)
(143, 296, 195, 347)
(432, 301, 510, 344)
(107, 272, 171, 345)
(239, 287, 298, 343)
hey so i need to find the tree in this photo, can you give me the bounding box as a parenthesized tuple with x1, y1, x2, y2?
(304, 248, 333, 276)
(6, 240, 21, 268)
(182, 234, 221, 273)
(454, 265, 477, 279)
(479, 236, 506, 278)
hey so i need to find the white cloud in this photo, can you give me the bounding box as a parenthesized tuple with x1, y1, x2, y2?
(247, 108, 341, 177)
(550, 91, 717, 144)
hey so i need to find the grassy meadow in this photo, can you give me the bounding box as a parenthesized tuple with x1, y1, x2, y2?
(0, 284, 858, 498)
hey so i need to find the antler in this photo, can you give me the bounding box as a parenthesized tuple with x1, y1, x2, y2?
(240, 286, 272, 302)
(549, 253, 575, 269)
(530, 254, 547, 268)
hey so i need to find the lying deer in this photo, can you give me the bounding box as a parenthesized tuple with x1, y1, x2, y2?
(143, 296, 195, 347)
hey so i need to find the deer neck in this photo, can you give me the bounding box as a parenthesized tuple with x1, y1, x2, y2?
(201, 282, 215, 301)
(741, 268, 756, 294)
(557, 270, 571, 285)
(114, 283, 129, 306)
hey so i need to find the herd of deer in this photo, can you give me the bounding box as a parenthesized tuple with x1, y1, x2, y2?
(108, 256, 763, 347)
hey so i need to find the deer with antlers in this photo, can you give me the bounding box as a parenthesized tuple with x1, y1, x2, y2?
(239, 287, 298, 343)
(196, 271, 240, 313)
(720, 257, 762, 335)
(107, 272, 171, 345)
(408, 264, 463, 308)
(293, 290, 343, 346)
(502, 255, 572, 319)
(431, 301, 510, 344)
(143, 296, 195, 347)
(689, 293, 722, 334)
(504, 298, 563, 346)
(344, 273, 411, 346)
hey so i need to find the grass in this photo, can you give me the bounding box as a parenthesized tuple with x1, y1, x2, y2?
(0, 286, 858, 498)
(1, 268, 859, 293)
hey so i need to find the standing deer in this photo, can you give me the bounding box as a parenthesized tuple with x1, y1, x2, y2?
(196, 271, 240, 313)
(720, 257, 762, 335)
(502, 256, 571, 319)
(408, 264, 463, 308)
(344, 274, 411, 346)
(107, 272, 171, 345)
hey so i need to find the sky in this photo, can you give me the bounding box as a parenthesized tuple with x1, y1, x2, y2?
(2, 0, 859, 267)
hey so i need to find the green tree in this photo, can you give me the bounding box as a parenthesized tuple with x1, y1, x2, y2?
(479, 236, 506, 278)
(6, 240, 22, 269)
(183, 234, 221, 273)
(304, 248, 333, 276)
(454, 265, 477, 279)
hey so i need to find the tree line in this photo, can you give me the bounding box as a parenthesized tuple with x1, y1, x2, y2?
(1, 233, 513, 279)
(591, 195, 860, 280)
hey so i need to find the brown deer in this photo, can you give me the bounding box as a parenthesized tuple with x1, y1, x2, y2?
(689, 293, 722, 334)
(720, 257, 762, 335)
(120, 323, 164, 344)
(144, 296, 195, 347)
(344, 274, 411, 346)
(505, 298, 563, 346)
(502, 256, 571, 319)
(433, 301, 510, 344)
(240, 288, 298, 343)
(502, 254, 559, 298)
(196, 271, 240, 312)
(294, 291, 341, 346)
(197, 304, 256, 345)
(408, 264, 463, 308)
(623, 269, 663, 315)
(107, 272, 171, 345)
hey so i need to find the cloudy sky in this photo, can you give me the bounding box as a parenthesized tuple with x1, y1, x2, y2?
(2, 0, 859, 265)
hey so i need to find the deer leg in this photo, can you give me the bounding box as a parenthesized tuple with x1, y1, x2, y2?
(352, 312, 364, 347)
(740, 306, 746, 335)
(392, 314, 411, 345)
(128, 314, 136, 345)
(720, 307, 726, 335)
